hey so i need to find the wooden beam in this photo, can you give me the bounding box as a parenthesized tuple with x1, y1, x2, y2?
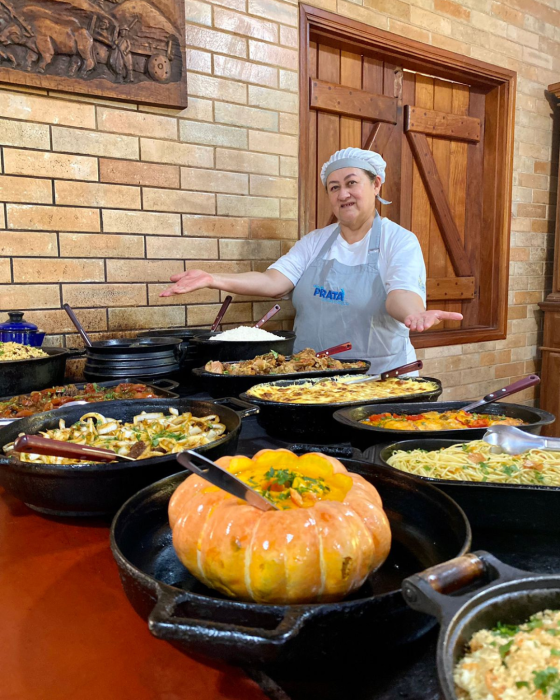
(426, 276, 475, 301)
(407, 130, 473, 277)
(405, 105, 481, 142)
(310, 79, 397, 123)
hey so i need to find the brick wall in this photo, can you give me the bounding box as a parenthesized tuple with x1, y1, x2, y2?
(0, 0, 558, 402)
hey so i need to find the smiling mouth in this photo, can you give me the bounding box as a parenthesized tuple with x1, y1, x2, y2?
(340, 202, 355, 209)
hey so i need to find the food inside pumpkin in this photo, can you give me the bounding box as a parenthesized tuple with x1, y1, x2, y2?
(169, 449, 392, 604)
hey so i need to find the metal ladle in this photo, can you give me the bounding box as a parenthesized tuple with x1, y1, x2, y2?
(483, 425, 560, 455)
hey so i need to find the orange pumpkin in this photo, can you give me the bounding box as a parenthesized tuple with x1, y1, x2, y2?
(169, 449, 391, 604)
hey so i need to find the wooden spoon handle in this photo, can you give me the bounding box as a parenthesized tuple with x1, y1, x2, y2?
(254, 304, 280, 328)
(316, 342, 352, 358)
(12, 435, 118, 462)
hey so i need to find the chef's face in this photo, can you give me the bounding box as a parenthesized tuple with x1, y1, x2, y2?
(326, 168, 381, 227)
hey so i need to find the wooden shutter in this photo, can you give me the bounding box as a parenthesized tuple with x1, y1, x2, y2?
(300, 6, 515, 348)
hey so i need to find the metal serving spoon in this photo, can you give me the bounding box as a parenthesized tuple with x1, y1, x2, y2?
(10, 434, 136, 461)
(343, 360, 423, 384)
(483, 425, 560, 455)
(462, 375, 540, 412)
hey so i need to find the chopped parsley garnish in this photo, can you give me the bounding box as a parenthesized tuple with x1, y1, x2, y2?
(499, 640, 513, 659)
(515, 681, 529, 688)
(533, 667, 559, 693)
(494, 622, 519, 637)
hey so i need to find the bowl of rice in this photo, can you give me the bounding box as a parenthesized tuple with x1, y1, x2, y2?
(190, 328, 296, 362)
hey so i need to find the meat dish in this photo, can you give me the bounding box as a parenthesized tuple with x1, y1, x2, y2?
(247, 376, 439, 404)
(204, 347, 367, 376)
(3, 409, 227, 464)
(361, 410, 524, 431)
(0, 383, 164, 419)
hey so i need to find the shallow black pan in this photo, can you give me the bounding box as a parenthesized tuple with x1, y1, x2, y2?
(334, 400, 556, 449)
(0, 347, 69, 396)
(110, 458, 470, 668)
(0, 378, 180, 427)
(85, 337, 183, 355)
(190, 330, 296, 363)
(192, 358, 370, 398)
(375, 438, 560, 532)
(0, 397, 257, 517)
(239, 376, 442, 442)
(402, 551, 560, 700)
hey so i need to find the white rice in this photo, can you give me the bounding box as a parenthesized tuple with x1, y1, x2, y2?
(209, 326, 285, 341)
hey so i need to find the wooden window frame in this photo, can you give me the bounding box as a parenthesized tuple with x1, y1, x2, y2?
(298, 4, 516, 349)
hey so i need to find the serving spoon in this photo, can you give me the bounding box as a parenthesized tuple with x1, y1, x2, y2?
(254, 304, 281, 328)
(9, 437, 279, 512)
(462, 375, 540, 412)
(483, 425, 560, 455)
(10, 434, 136, 462)
(343, 360, 424, 384)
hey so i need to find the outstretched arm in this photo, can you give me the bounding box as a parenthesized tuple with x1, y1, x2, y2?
(386, 289, 463, 332)
(159, 268, 294, 299)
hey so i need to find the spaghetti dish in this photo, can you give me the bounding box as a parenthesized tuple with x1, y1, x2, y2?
(361, 410, 524, 431)
(247, 376, 439, 405)
(386, 440, 560, 486)
(455, 610, 560, 699)
(3, 409, 227, 465)
(0, 342, 48, 361)
(204, 348, 367, 376)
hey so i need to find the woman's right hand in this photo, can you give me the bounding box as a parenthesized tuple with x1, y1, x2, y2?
(159, 269, 214, 297)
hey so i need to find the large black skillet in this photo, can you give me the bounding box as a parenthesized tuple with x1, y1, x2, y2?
(192, 357, 370, 398)
(334, 400, 555, 449)
(375, 438, 560, 532)
(402, 551, 560, 700)
(110, 458, 470, 668)
(239, 376, 442, 442)
(190, 330, 297, 363)
(0, 347, 69, 396)
(0, 397, 257, 517)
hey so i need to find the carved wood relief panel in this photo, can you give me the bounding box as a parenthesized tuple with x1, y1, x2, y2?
(0, 0, 187, 107)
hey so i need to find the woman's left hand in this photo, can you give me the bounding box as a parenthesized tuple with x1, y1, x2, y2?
(404, 310, 463, 332)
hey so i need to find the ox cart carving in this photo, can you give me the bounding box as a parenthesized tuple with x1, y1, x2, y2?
(0, 0, 187, 108)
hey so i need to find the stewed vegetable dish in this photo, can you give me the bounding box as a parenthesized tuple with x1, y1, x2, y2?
(0, 382, 163, 419)
(361, 410, 524, 431)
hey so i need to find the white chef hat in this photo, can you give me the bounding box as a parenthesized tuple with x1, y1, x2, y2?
(321, 148, 391, 205)
(320, 147, 388, 185)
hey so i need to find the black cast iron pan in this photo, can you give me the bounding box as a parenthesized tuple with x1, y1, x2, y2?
(192, 358, 370, 398)
(0, 347, 69, 396)
(110, 458, 470, 668)
(375, 438, 560, 532)
(190, 330, 296, 363)
(85, 337, 183, 355)
(334, 400, 555, 449)
(0, 397, 257, 517)
(239, 376, 442, 443)
(402, 551, 560, 700)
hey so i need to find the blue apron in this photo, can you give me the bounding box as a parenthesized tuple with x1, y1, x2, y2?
(291, 213, 412, 374)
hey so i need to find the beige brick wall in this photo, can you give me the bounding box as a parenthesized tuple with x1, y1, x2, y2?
(0, 0, 558, 404)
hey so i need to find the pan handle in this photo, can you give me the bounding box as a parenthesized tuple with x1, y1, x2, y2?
(212, 396, 259, 418)
(402, 551, 534, 622)
(145, 378, 180, 391)
(149, 584, 311, 649)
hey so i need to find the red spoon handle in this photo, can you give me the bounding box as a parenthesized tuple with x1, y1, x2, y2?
(380, 360, 423, 380)
(211, 295, 233, 332)
(316, 342, 352, 358)
(12, 435, 118, 462)
(254, 304, 280, 328)
(480, 374, 540, 403)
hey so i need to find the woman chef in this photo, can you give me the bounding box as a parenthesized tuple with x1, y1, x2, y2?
(160, 148, 463, 373)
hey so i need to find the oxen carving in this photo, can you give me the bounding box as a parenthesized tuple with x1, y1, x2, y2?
(0, 0, 187, 108)
(0, 14, 95, 75)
